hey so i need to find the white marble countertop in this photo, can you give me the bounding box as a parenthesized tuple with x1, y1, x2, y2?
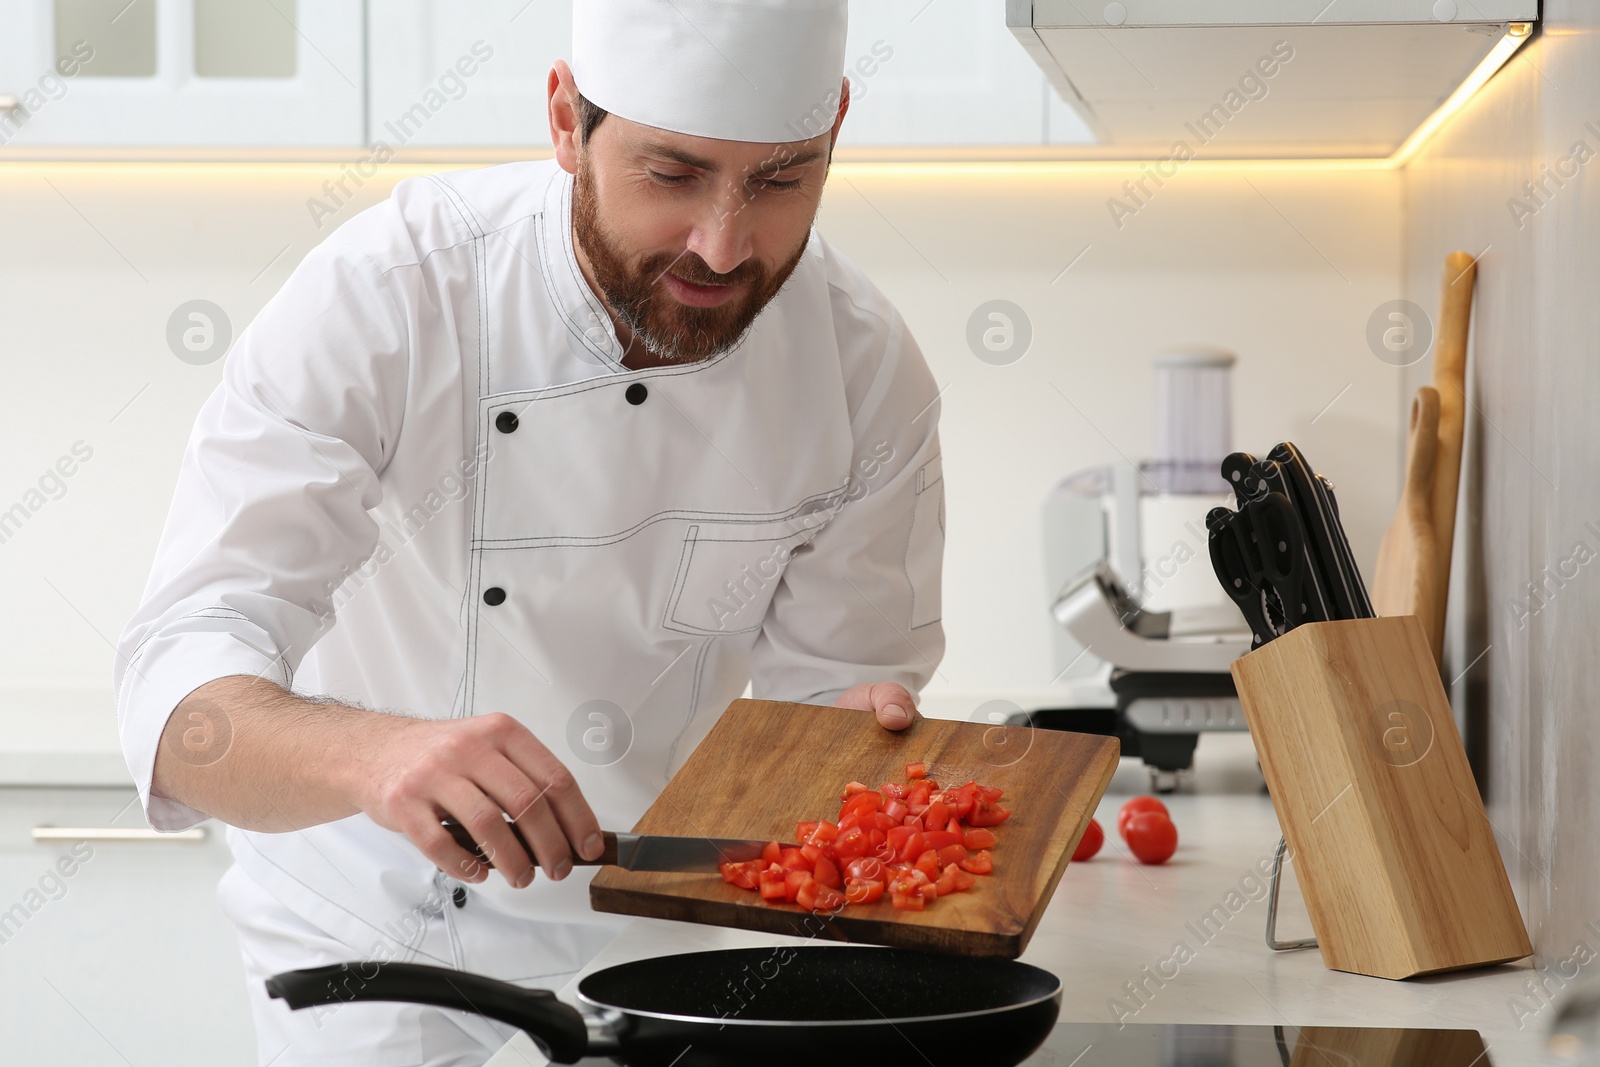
(487, 733, 1551, 1066)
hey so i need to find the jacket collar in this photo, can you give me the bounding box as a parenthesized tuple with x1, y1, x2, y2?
(539, 166, 628, 373)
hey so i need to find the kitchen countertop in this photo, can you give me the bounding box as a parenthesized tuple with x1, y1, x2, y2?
(486, 733, 1551, 1066)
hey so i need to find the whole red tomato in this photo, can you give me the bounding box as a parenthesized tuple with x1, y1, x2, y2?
(1072, 817, 1104, 862)
(1125, 812, 1178, 864)
(1117, 796, 1169, 840)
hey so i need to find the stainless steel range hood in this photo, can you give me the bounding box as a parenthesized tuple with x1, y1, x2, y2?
(1008, 0, 1538, 160)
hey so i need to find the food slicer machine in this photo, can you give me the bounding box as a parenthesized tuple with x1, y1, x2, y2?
(1048, 559, 1250, 791)
(1022, 348, 1253, 791)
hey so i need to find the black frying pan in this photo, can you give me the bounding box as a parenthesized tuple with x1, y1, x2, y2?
(267, 946, 1061, 1066)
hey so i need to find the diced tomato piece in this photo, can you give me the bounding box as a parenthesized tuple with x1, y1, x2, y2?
(934, 862, 962, 896)
(886, 827, 926, 864)
(975, 783, 1004, 803)
(719, 861, 761, 890)
(812, 884, 847, 912)
(906, 782, 932, 814)
(812, 853, 842, 890)
(901, 815, 923, 833)
(781, 847, 812, 872)
(921, 830, 961, 850)
(833, 826, 869, 860)
(799, 843, 824, 869)
(796, 820, 819, 841)
(762, 841, 783, 865)
(906, 761, 928, 779)
(844, 878, 885, 905)
(946, 785, 976, 820)
(759, 867, 789, 901)
(961, 827, 997, 850)
(959, 849, 994, 875)
(794, 876, 820, 910)
(841, 781, 869, 798)
(914, 849, 942, 879)
(882, 798, 908, 823)
(784, 868, 808, 901)
(936, 843, 967, 868)
(881, 782, 907, 800)
(946, 817, 962, 835)
(922, 799, 949, 829)
(806, 820, 839, 845)
(840, 792, 882, 819)
(890, 890, 926, 911)
(967, 802, 1011, 828)
(845, 856, 887, 882)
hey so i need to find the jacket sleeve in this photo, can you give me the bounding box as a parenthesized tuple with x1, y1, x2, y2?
(114, 214, 410, 831)
(748, 257, 946, 707)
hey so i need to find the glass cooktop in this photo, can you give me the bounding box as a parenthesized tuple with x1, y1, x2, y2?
(1022, 1022, 1491, 1065)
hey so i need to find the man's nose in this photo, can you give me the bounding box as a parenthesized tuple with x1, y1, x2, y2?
(686, 183, 755, 276)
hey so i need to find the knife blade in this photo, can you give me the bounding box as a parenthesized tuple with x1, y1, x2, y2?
(441, 818, 783, 872)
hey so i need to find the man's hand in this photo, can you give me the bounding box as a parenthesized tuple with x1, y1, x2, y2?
(153, 677, 604, 891)
(351, 713, 605, 889)
(834, 681, 919, 731)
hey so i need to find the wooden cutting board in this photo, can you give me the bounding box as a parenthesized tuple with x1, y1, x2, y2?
(1428, 251, 1477, 647)
(590, 699, 1120, 958)
(1372, 386, 1442, 662)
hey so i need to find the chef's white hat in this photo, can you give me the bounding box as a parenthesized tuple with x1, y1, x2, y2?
(571, 0, 849, 144)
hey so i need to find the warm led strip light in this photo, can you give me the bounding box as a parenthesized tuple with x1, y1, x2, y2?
(0, 22, 1532, 177)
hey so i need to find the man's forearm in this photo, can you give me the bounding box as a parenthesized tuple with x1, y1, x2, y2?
(151, 675, 409, 832)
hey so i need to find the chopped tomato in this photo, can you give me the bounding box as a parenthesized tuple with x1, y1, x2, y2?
(959, 850, 994, 875)
(833, 826, 870, 860)
(961, 827, 997, 851)
(844, 878, 885, 905)
(966, 801, 1011, 828)
(720, 766, 1017, 913)
(890, 890, 925, 911)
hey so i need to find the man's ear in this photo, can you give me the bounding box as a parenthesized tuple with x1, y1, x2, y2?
(548, 60, 581, 175)
(829, 75, 851, 148)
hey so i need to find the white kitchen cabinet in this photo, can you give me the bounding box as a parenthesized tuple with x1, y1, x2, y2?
(366, 0, 1094, 151)
(0, 787, 253, 1063)
(0, 0, 363, 147)
(367, 0, 569, 149)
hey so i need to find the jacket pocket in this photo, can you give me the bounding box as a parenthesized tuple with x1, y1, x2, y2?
(664, 511, 831, 636)
(906, 454, 944, 630)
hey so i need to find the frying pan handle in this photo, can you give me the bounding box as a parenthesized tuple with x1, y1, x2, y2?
(265, 962, 589, 1064)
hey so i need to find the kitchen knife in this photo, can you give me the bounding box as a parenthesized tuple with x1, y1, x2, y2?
(1245, 458, 1336, 623)
(1269, 443, 1374, 619)
(1207, 506, 1277, 648)
(442, 818, 780, 872)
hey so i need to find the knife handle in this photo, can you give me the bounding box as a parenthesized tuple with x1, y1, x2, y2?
(441, 819, 624, 869)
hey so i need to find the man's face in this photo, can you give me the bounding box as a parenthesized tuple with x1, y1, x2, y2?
(571, 116, 834, 363)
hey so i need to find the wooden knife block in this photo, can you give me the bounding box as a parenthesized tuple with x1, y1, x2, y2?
(1231, 615, 1530, 980)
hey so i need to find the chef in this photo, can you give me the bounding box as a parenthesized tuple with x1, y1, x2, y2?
(114, 0, 944, 1062)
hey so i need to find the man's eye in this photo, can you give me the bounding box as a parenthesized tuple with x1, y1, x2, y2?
(647, 169, 692, 186)
(754, 176, 802, 191)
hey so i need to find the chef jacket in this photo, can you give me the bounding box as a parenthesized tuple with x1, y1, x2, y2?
(113, 158, 945, 970)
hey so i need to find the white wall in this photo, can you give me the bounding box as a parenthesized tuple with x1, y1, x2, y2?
(0, 159, 1403, 732)
(1401, 2, 1600, 963)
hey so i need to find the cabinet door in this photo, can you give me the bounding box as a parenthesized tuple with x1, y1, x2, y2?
(0, 788, 253, 1064)
(0, 0, 363, 146)
(368, 0, 569, 148)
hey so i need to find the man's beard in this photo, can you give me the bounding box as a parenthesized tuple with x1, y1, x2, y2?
(572, 158, 809, 363)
